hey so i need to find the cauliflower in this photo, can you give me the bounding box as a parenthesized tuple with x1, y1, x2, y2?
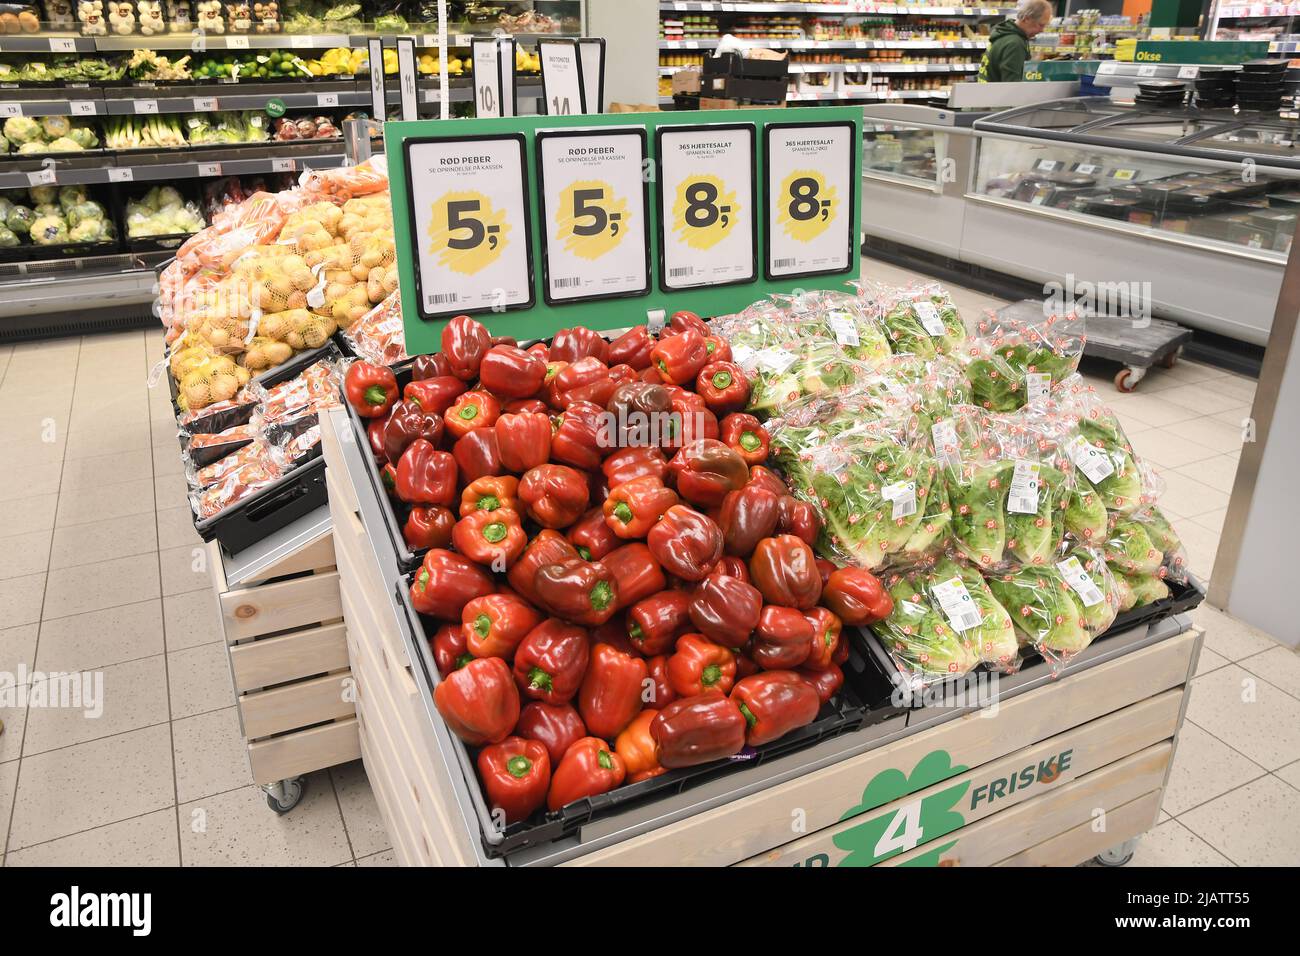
(29, 185, 58, 205)
(30, 215, 70, 245)
(3, 116, 43, 145)
(40, 116, 72, 140)
(47, 136, 85, 153)
(17, 142, 48, 154)
(68, 126, 98, 149)
(156, 185, 183, 209)
(0, 224, 18, 248)
(70, 219, 106, 242)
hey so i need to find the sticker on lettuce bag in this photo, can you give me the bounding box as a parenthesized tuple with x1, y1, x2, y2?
(881, 480, 917, 520)
(1025, 372, 1051, 404)
(1057, 556, 1104, 607)
(931, 575, 983, 633)
(1008, 459, 1041, 515)
(730, 344, 757, 369)
(1067, 435, 1115, 483)
(827, 312, 860, 347)
(914, 300, 946, 337)
(931, 419, 962, 470)
(756, 348, 796, 374)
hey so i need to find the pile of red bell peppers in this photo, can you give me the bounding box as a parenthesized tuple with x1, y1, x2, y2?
(345, 312, 893, 827)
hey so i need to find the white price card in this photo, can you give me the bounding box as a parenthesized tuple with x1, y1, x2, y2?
(108, 167, 134, 182)
(931, 419, 962, 470)
(70, 100, 97, 116)
(1178, 65, 1198, 79)
(881, 480, 917, 520)
(1098, 61, 1118, 75)
(578, 37, 606, 114)
(228, 36, 250, 49)
(272, 158, 295, 172)
(0, 104, 19, 118)
(194, 97, 218, 111)
(27, 167, 56, 187)
(133, 99, 159, 114)
(198, 162, 223, 177)
(1035, 159, 1059, 171)
(536, 129, 650, 304)
(404, 133, 534, 320)
(316, 92, 339, 107)
(1025, 371, 1051, 403)
(1057, 556, 1105, 607)
(1067, 435, 1115, 484)
(1075, 163, 1100, 174)
(290, 35, 312, 48)
(50, 38, 76, 53)
(914, 299, 945, 336)
(1137, 64, 1158, 77)
(932, 576, 983, 633)
(471, 37, 505, 118)
(539, 38, 585, 116)
(1008, 459, 1041, 515)
(396, 36, 418, 121)
(764, 121, 855, 280)
(656, 123, 756, 291)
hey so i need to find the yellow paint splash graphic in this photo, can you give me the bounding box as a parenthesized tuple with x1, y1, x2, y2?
(672, 175, 738, 251)
(427, 190, 509, 276)
(556, 180, 630, 261)
(777, 170, 838, 243)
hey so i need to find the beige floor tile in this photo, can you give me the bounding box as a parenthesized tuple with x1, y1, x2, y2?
(1149, 359, 1229, 387)
(1127, 428, 1219, 470)
(0, 760, 17, 855)
(70, 403, 151, 434)
(55, 476, 156, 528)
(7, 722, 173, 849)
(0, 494, 58, 538)
(159, 543, 213, 596)
(1130, 819, 1235, 867)
(64, 421, 154, 459)
(357, 849, 397, 866)
(1196, 646, 1229, 677)
(0, 692, 27, 764)
(330, 760, 390, 858)
(41, 552, 159, 620)
(1239, 646, 1300, 701)
(4, 441, 67, 470)
(168, 642, 234, 719)
(1173, 519, 1221, 581)
(59, 449, 155, 493)
(1157, 384, 1253, 418)
(49, 512, 158, 570)
(152, 443, 185, 478)
(1210, 407, 1255, 429)
(0, 530, 51, 581)
(1157, 470, 1230, 520)
(4, 807, 180, 867)
(1173, 455, 1241, 497)
(1214, 374, 1258, 404)
(21, 655, 169, 756)
(155, 472, 191, 506)
(1163, 722, 1266, 815)
(1195, 604, 1283, 661)
(34, 600, 164, 673)
(1102, 392, 1205, 429)
(0, 572, 46, 627)
(1164, 417, 1249, 456)
(179, 775, 352, 867)
(1276, 760, 1300, 791)
(1180, 775, 1300, 866)
(0, 622, 38, 675)
(1186, 664, 1300, 770)
(0, 460, 62, 503)
(156, 505, 201, 551)
(163, 590, 223, 652)
(173, 706, 252, 803)
(1189, 508, 1227, 537)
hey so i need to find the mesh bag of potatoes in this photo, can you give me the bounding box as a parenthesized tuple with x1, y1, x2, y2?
(169, 341, 255, 417)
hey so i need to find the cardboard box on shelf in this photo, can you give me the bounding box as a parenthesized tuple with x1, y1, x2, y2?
(672, 68, 703, 94)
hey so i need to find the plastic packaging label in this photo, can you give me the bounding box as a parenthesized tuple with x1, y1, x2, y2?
(931, 419, 962, 470)
(306, 263, 327, 309)
(756, 348, 796, 374)
(1067, 435, 1115, 483)
(1008, 459, 1041, 515)
(914, 300, 945, 336)
(1025, 371, 1051, 403)
(932, 576, 983, 633)
(827, 312, 860, 346)
(731, 344, 756, 367)
(1057, 556, 1104, 607)
(881, 480, 917, 520)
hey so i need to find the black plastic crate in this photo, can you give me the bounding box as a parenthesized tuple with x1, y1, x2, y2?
(193, 452, 327, 553)
(396, 572, 872, 859)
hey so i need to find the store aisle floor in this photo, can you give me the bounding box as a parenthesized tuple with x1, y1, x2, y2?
(0, 260, 1295, 867)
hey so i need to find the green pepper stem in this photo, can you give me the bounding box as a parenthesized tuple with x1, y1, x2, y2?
(482, 521, 508, 544)
(506, 755, 532, 778)
(473, 613, 492, 638)
(711, 370, 733, 390)
(458, 403, 479, 420)
(739, 431, 761, 452)
(597, 749, 614, 770)
(738, 700, 757, 728)
(477, 495, 500, 512)
(589, 580, 613, 612)
(363, 385, 389, 407)
(612, 501, 633, 525)
(527, 667, 553, 692)
(701, 663, 722, 687)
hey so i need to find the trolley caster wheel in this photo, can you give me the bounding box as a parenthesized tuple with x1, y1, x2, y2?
(1161, 347, 1182, 369)
(1093, 837, 1138, 867)
(1114, 366, 1146, 393)
(265, 776, 307, 815)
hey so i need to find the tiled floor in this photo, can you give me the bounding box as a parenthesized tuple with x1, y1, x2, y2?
(0, 259, 1294, 867)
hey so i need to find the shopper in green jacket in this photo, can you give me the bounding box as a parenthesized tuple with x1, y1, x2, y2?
(978, 0, 1054, 83)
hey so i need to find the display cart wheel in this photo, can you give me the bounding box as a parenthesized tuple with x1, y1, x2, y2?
(1114, 365, 1147, 393)
(1092, 837, 1139, 867)
(265, 775, 307, 814)
(1162, 347, 1183, 369)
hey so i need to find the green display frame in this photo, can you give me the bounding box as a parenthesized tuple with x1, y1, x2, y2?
(385, 106, 863, 356)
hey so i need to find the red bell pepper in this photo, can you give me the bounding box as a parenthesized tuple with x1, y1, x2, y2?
(404, 375, 469, 417)
(403, 505, 455, 551)
(567, 507, 619, 562)
(777, 495, 820, 547)
(515, 701, 586, 767)
(411, 352, 453, 381)
(603, 475, 680, 540)
(669, 439, 749, 508)
(644, 655, 677, 710)
(802, 606, 843, 672)
(718, 485, 780, 557)
(707, 556, 751, 584)
(816, 558, 836, 588)
(822, 567, 894, 626)
(651, 328, 709, 386)
(579, 642, 649, 740)
(669, 310, 709, 338)
(513, 618, 590, 705)
(695, 362, 751, 416)
(434, 656, 520, 745)
(615, 709, 666, 783)
(441, 314, 492, 381)
(601, 542, 666, 611)
(395, 439, 457, 506)
(639, 366, 662, 384)
(479, 344, 548, 399)
(458, 474, 519, 518)
(605, 381, 672, 449)
(746, 465, 789, 498)
(383, 399, 444, 464)
(518, 464, 589, 529)
(344, 361, 398, 418)
(550, 400, 607, 471)
(444, 390, 501, 441)
(646, 505, 723, 582)
(366, 416, 388, 461)
(627, 589, 693, 656)
(463, 592, 545, 660)
(664, 393, 719, 451)
(601, 445, 668, 491)
(508, 531, 580, 606)
(477, 736, 550, 824)
(730, 671, 821, 747)
(452, 428, 502, 485)
(527, 341, 550, 362)
(735, 648, 761, 680)
(548, 736, 626, 811)
(505, 398, 548, 416)
(536, 559, 619, 627)
(799, 663, 844, 704)
(591, 619, 640, 659)
(608, 363, 637, 386)
(431, 622, 473, 677)
(541, 361, 569, 409)
(755, 605, 815, 648)
(720, 413, 771, 466)
(751, 636, 811, 670)
(550, 326, 610, 366)
(607, 325, 655, 371)
(553, 356, 615, 409)
(411, 548, 495, 621)
(495, 411, 552, 474)
(452, 508, 527, 570)
(650, 693, 747, 769)
(750, 535, 823, 610)
(688, 574, 763, 649)
(380, 462, 398, 497)
(702, 334, 732, 364)
(667, 633, 737, 697)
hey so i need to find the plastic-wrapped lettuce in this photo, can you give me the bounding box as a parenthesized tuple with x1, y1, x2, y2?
(1102, 505, 1189, 611)
(803, 290, 893, 367)
(962, 310, 1085, 412)
(1053, 379, 1159, 516)
(864, 282, 967, 358)
(986, 547, 1119, 660)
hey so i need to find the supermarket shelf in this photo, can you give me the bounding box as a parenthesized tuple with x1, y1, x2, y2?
(660, 37, 987, 48)
(661, 88, 942, 104)
(660, 2, 1012, 12)
(790, 61, 977, 72)
(0, 35, 95, 55)
(0, 254, 160, 321)
(1270, 39, 1300, 51)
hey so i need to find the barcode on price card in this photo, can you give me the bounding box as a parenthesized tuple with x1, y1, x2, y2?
(1057, 557, 1104, 607)
(1008, 459, 1041, 514)
(932, 576, 983, 633)
(553, 277, 582, 289)
(773, 257, 798, 269)
(426, 292, 458, 305)
(668, 266, 694, 278)
(881, 481, 917, 520)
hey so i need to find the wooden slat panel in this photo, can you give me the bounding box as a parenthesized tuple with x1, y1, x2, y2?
(239, 671, 355, 739)
(219, 569, 343, 643)
(228, 622, 349, 693)
(358, 700, 429, 867)
(321, 417, 362, 515)
(241, 532, 336, 587)
(247, 717, 360, 785)
(994, 792, 1162, 867)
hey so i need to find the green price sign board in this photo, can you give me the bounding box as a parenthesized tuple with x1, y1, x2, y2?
(384, 106, 863, 356)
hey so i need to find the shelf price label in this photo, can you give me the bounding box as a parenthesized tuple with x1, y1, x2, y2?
(197, 162, 223, 177)
(49, 38, 76, 53)
(227, 36, 250, 50)
(108, 168, 134, 182)
(1137, 64, 1158, 77)
(272, 158, 296, 172)
(26, 167, 56, 187)
(290, 35, 312, 48)
(0, 104, 19, 118)
(655, 124, 756, 292)
(764, 121, 855, 280)
(70, 100, 96, 116)
(133, 99, 159, 114)
(536, 129, 650, 305)
(405, 134, 534, 320)
(540, 39, 585, 116)
(194, 97, 218, 111)
(316, 92, 339, 108)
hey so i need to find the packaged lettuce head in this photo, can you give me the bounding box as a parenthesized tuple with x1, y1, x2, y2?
(985, 547, 1119, 664)
(962, 309, 1085, 412)
(1053, 378, 1161, 516)
(861, 281, 967, 359)
(874, 556, 1019, 686)
(792, 288, 893, 367)
(1103, 505, 1189, 590)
